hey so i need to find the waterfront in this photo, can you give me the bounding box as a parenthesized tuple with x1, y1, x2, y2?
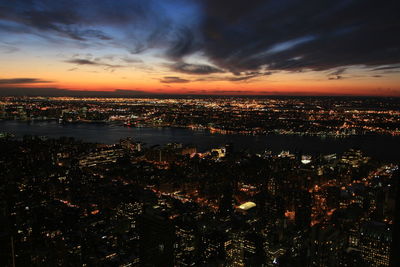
(1, 120, 399, 160)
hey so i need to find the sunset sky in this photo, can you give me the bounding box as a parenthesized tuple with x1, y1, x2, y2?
(0, 0, 399, 96)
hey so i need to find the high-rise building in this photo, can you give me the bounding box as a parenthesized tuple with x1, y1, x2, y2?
(390, 170, 399, 267)
(120, 137, 142, 152)
(0, 218, 13, 266)
(326, 186, 341, 209)
(309, 224, 345, 267)
(219, 182, 234, 215)
(359, 221, 391, 267)
(243, 232, 266, 267)
(225, 143, 234, 157)
(198, 227, 225, 265)
(340, 250, 366, 267)
(295, 190, 312, 230)
(138, 207, 175, 267)
(174, 217, 198, 267)
(225, 232, 245, 267)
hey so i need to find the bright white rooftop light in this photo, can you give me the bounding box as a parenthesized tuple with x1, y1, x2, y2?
(238, 201, 256, 210)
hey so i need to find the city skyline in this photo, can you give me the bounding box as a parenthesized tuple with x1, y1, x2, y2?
(1, 95, 399, 266)
(1, 0, 400, 96)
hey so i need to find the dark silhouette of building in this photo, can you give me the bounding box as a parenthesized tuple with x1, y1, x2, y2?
(390, 170, 399, 267)
(138, 207, 175, 267)
(225, 143, 234, 157)
(326, 186, 341, 209)
(0, 219, 13, 267)
(309, 224, 345, 267)
(295, 190, 312, 230)
(243, 232, 266, 267)
(219, 182, 234, 215)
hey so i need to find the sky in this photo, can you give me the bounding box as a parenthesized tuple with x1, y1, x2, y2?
(0, 0, 399, 96)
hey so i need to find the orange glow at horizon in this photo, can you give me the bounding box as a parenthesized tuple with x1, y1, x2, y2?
(1, 53, 399, 96)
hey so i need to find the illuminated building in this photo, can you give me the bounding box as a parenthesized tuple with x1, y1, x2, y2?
(340, 149, 370, 168)
(309, 225, 345, 267)
(359, 222, 391, 267)
(79, 148, 124, 167)
(238, 201, 257, 211)
(224, 231, 265, 267)
(301, 155, 312, 165)
(179, 146, 197, 156)
(225, 232, 245, 267)
(174, 218, 197, 267)
(264, 247, 285, 267)
(267, 178, 279, 196)
(278, 151, 295, 159)
(243, 233, 266, 267)
(120, 137, 142, 152)
(17, 106, 27, 120)
(198, 227, 225, 264)
(211, 147, 226, 158)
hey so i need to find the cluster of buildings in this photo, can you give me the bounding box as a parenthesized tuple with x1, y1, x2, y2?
(1, 96, 400, 137)
(0, 134, 398, 266)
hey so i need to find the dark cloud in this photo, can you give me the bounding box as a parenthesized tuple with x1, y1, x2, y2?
(200, 0, 400, 73)
(120, 56, 143, 64)
(228, 71, 272, 82)
(169, 62, 223, 75)
(66, 59, 98, 65)
(66, 54, 143, 69)
(0, 78, 52, 85)
(328, 75, 343, 80)
(372, 65, 400, 71)
(329, 68, 346, 76)
(0, 0, 399, 75)
(65, 58, 125, 70)
(327, 68, 346, 80)
(80, 29, 112, 41)
(166, 27, 198, 59)
(160, 76, 190, 83)
(0, 0, 145, 41)
(228, 75, 259, 82)
(194, 71, 271, 82)
(0, 0, 202, 67)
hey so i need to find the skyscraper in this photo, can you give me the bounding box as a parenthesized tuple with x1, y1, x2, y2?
(138, 207, 175, 267)
(359, 221, 391, 267)
(390, 170, 399, 267)
(309, 224, 345, 267)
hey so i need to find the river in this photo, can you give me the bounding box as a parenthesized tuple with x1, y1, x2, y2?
(1, 120, 399, 161)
